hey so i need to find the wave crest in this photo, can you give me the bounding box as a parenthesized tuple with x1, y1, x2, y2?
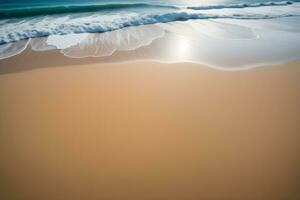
(0, 1, 295, 19)
(0, 1, 299, 45)
(188, 1, 293, 10)
(0, 3, 177, 19)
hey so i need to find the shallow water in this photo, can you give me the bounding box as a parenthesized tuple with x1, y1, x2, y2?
(1, 0, 299, 43)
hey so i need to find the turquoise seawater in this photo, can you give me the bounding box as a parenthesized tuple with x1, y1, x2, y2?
(0, 0, 299, 44)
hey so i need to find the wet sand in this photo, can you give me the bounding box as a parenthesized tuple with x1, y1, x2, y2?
(0, 52, 300, 200)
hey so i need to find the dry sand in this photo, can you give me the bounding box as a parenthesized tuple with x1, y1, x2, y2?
(0, 51, 300, 200)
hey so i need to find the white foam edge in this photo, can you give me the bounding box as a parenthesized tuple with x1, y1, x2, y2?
(0, 40, 30, 60)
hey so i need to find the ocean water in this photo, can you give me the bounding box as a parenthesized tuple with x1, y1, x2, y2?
(0, 0, 299, 44)
(0, 0, 300, 68)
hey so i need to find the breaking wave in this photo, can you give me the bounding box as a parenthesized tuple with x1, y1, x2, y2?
(0, 3, 178, 19)
(188, 1, 293, 10)
(0, 1, 299, 48)
(0, 1, 296, 19)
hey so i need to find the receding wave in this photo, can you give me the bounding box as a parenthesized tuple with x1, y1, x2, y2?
(0, 3, 178, 19)
(188, 1, 293, 10)
(1, 15, 300, 68)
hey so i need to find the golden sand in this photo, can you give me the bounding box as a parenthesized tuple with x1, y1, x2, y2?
(0, 52, 300, 199)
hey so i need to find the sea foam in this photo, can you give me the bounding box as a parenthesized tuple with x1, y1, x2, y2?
(0, 1, 300, 68)
(0, 1, 299, 45)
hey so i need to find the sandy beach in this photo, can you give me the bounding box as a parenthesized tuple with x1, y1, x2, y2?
(0, 50, 299, 199)
(1, 0, 300, 199)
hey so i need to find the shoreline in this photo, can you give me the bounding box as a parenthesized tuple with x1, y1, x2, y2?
(1, 47, 300, 75)
(1, 16, 300, 70)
